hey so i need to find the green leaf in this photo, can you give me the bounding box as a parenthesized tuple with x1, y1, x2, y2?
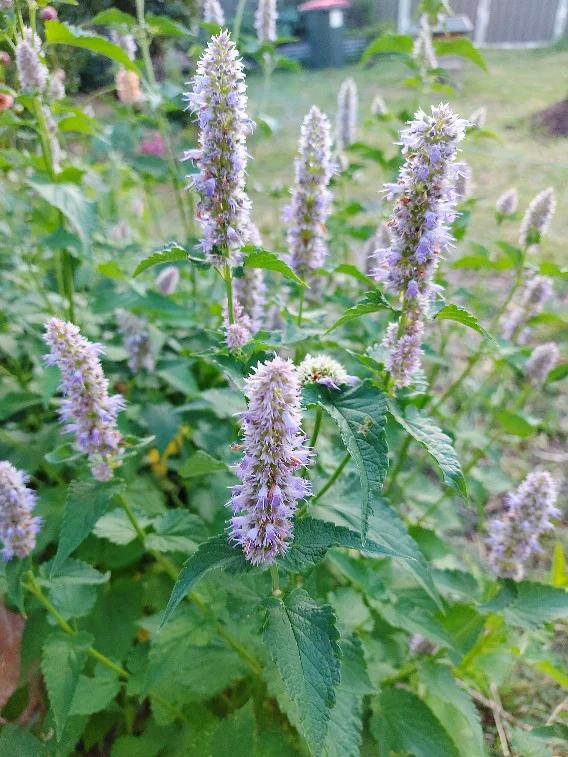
(504, 581, 568, 629)
(495, 410, 536, 438)
(89, 8, 136, 27)
(51, 480, 123, 576)
(264, 589, 341, 755)
(41, 631, 92, 740)
(324, 636, 374, 757)
(211, 702, 256, 757)
(551, 541, 568, 588)
(325, 290, 392, 334)
(361, 33, 413, 64)
(179, 450, 229, 478)
(278, 516, 409, 572)
(0, 725, 45, 757)
(45, 20, 137, 70)
(70, 665, 121, 716)
(548, 362, 568, 383)
(161, 536, 249, 627)
(27, 181, 96, 252)
(132, 242, 203, 277)
(304, 380, 389, 540)
(145, 511, 208, 554)
(93, 508, 151, 545)
(434, 304, 492, 340)
(371, 687, 459, 757)
(333, 263, 376, 288)
(419, 662, 485, 757)
(242, 246, 306, 287)
(146, 14, 190, 37)
(433, 37, 488, 71)
(389, 403, 467, 498)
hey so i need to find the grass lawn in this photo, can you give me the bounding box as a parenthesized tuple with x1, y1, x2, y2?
(243, 46, 568, 263)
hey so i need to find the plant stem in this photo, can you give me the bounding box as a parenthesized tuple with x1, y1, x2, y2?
(297, 287, 305, 326)
(270, 565, 280, 594)
(309, 407, 323, 448)
(232, 0, 247, 43)
(135, 0, 158, 90)
(224, 263, 235, 324)
(313, 452, 350, 503)
(117, 494, 147, 542)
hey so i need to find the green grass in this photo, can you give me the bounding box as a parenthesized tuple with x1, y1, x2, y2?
(244, 47, 568, 261)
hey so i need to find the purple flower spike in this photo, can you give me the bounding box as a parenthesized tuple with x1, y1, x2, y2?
(519, 187, 556, 248)
(0, 461, 41, 560)
(228, 357, 313, 565)
(298, 354, 358, 390)
(117, 310, 154, 374)
(374, 103, 466, 387)
(285, 106, 333, 276)
(486, 471, 559, 580)
(184, 31, 253, 266)
(43, 319, 125, 481)
(525, 342, 560, 386)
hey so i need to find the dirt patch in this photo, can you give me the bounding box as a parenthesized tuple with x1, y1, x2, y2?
(533, 98, 568, 136)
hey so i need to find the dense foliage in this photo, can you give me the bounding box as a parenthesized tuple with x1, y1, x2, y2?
(0, 1, 566, 756)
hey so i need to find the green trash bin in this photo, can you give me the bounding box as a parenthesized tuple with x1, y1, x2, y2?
(299, 0, 350, 69)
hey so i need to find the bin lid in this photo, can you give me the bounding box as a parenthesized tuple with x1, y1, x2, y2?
(298, 0, 350, 12)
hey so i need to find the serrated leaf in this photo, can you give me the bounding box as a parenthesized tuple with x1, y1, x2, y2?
(145, 511, 208, 553)
(93, 508, 151, 545)
(264, 589, 341, 755)
(40, 558, 109, 588)
(434, 304, 492, 340)
(211, 701, 256, 757)
(0, 725, 45, 757)
(41, 631, 92, 740)
(324, 636, 374, 757)
(371, 687, 459, 757)
(325, 290, 392, 334)
(361, 33, 413, 64)
(28, 181, 96, 252)
(304, 380, 389, 540)
(433, 37, 488, 71)
(179, 450, 229, 478)
(242, 246, 306, 287)
(504, 581, 568, 629)
(278, 517, 409, 572)
(132, 243, 204, 277)
(419, 662, 485, 757)
(51, 480, 123, 575)
(161, 536, 249, 627)
(45, 20, 137, 70)
(70, 665, 121, 716)
(389, 403, 467, 498)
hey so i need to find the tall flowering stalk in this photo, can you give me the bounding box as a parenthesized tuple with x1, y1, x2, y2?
(412, 15, 438, 74)
(374, 103, 467, 387)
(255, 0, 278, 43)
(519, 187, 556, 248)
(203, 0, 225, 25)
(486, 472, 559, 580)
(336, 78, 358, 152)
(285, 106, 333, 277)
(0, 461, 41, 560)
(228, 357, 313, 565)
(500, 275, 553, 342)
(16, 28, 47, 92)
(225, 222, 266, 350)
(496, 187, 518, 218)
(117, 310, 154, 374)
(525, 342, 559, 385)
(44, 319, 125, 481)
(183, 31, 253, 268)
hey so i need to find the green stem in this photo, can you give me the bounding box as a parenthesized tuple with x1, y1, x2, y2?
(135, 0, 158, 89)
(309, 407, 323, 448)
(270, 565, 280, 594)
(224, 263, 235, 324)
(117, 494, 146, 542)
(232, 0, 247, 43)
(297, 287, 305, 326)
(313, 452, 350, 503)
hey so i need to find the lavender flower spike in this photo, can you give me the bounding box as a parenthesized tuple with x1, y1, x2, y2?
(519, 187, 556, 248)
(486, 471, 559, 580)
(255, 0, 278, 44)
(525, 342, 560, 385)
(500, 275, 553, 342)
(117, 310, 154, 374)
(233, 222, 266, 333)
(374, 103, 466, 386)
(336, 77, 358, 151)
(0, 461, 41, 560)
(44, 318, 125, 481)
(16, 29, 47, 92)
(298, 354, 358, 390)
(225, 300, 252, 351)
(203, 0, 225, 25)
(413, 14, 438, 72)
(496, 187, 518, 217)
(183, 32, 253, 266)
(156, 265, 180, 295)
(371, 94, 387, 117)
(228, 357, 313, 565)
(285, 105, 333, 276)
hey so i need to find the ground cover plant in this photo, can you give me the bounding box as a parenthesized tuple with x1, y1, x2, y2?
(0, 1, 567, 755)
